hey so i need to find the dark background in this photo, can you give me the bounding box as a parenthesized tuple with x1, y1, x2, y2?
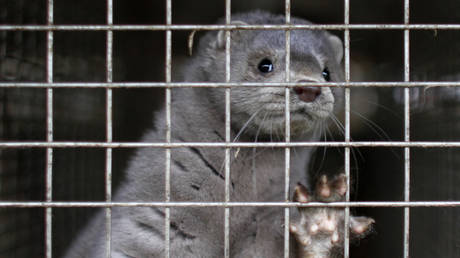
(1, 0, 459, 257)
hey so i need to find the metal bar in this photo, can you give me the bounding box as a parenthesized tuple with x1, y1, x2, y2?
(284, 2, 291, 257)
(224, 1, 231, 258)
(1, 201, 459, 208)
(4, 81, 459, 88)
(1, 24, 460, 31)
(343, 0, 351, 257)
(1, 141, 460, 148)
(1, 81, 459, 88)
(403, 0, 411, 257)
(45, 1, 54, 257)
(105, 1, 113, 257)
(165, 0, 172, 257)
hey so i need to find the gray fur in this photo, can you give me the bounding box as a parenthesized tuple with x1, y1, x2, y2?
(64, 11, 344, 258)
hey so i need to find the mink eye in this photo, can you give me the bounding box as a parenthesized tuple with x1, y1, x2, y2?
(322, 67, 331, 81)
(258, 58, 274, 73)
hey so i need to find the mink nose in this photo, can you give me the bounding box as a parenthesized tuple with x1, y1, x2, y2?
(293, 80, 322, 102)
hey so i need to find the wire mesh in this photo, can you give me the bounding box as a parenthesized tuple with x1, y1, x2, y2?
(1, 0, 460, 257)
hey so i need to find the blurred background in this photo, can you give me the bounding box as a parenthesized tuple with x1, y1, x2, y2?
(1, 0, 459, 257)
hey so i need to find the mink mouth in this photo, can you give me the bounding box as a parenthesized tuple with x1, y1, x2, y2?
(252, 102, 334, 135)
(261, 102, 334, 121)
(243, 109, 326, 138)
(267, 110, 322, 124)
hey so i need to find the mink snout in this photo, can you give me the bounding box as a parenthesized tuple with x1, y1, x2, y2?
(294, 80, 321, 102)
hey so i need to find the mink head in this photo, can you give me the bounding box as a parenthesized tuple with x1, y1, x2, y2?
(187, 11, 344, 139)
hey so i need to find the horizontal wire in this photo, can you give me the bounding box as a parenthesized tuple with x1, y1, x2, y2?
(0, 141, 460, 148)
(1, 201, 459, 208)
(1, 24, 460, 31)
(0, 82, 459, 88)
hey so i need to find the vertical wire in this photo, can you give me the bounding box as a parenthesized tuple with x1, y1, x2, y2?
(343, 0, 351, 257)
(105, 0, 113, 257)
(403, 0, 411, 257)
(165, 0, 172, 257)
(45, 1, 54, 257)
(224, 1, 232, 257)
(284, 1, 291, 257)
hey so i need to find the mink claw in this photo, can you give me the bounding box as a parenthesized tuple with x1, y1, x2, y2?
(316, 175, 331, 199)
(294, 182, 311, 203)
(331, 173, 347, 197)
(350, 216, 375, 236)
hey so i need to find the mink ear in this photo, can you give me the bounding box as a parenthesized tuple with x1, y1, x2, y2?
(328, 34, 344, 63)
(215, 20, 248, 49)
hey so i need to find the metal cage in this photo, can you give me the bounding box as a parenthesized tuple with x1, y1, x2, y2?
(1, 0, 460, 257)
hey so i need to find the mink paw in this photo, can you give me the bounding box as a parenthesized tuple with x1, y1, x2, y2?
(290, 174, 374, 258)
